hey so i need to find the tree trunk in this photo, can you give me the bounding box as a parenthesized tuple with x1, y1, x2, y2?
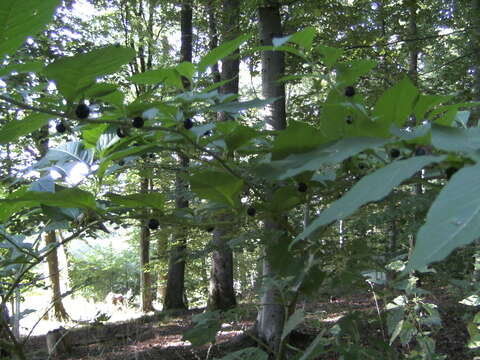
(35, 126, 70, 322)
(257, 3, 287, 356)
(140, 178, 154, 312)
(207, 0, 240, 311)
(45, 231, 70, 321)
(469, 0, 480, 125)
(163, 0, 192, 312)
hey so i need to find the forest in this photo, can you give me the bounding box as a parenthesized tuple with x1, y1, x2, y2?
(0, 0, 479, 359)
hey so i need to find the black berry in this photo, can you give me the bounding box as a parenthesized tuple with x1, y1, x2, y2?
(183, 118, 193, 129)
(247, 207, 256, 217)
(132, 116, 144, 128)
(203, 130, 212, 137)
(415, 147, 427, 156)
(344, 86, 355, 97)
(206, 226, 214, 232)
(75, 103, 90, 119)
(390, 148, 400, 159)
(297, 182, 308, 193)
(148, 218, 160, 230)
(345, 115, 353, 125)
(149, 153, 155, 159)
(116, 128, 126, 138)
(446, 167, 458, 180)
(118, 160, 125, 166)
(56, 122, 66, 133)
(358, 163, 366, 170)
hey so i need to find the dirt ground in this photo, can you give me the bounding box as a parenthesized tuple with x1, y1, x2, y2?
(22, 291, 474, 360)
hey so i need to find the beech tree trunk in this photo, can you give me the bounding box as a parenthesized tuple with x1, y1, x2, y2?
(35, 126, 70, 322)
(45, 231, 70, 321)
(257, 3, 287, 356)
(140, 177, 154, 312)
(207, 0, 240, 311)
(164, 0, 192, 311)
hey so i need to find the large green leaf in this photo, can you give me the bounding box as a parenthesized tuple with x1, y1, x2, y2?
(215, 122, 259, 152)
(0, 113, 49, 145)
(0, 0, 60, 58)
(256, 137, 389, 180)
(373, 77, 419, 127)
(198, 34, 250, 73)
(407, 164, 480, 271)
(130, 67, 183, 88)
(272, 121, 328, 160)
(273, 27, 316, 50)
(107, 193, 164, 210)
(281, 310, 305, 341)
(0, 188, 97, 221)
(335, 59, 377, 86)
(0, 61, 44, 77)
(44, 45, 135, 101)
(189, 171, 243, 207)
(295, 156, 445, 245)
(432, 125, 480, 160)
(211, 98, 278, 114)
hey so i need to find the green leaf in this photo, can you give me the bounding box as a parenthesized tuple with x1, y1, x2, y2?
(190, 171, 243, 207)
(269, 186, 302, 213)
(0, 0, 60, 58)
(0, 61, 44, 77)
(336, 59, 377, 86)
(0, 188, 97, 221)
(408, 163, 480, 271)
(216, 122, 259, 152)
(44, 45, 135, 101)
(106, 193, 164, 210)
(256, 137, 389, 180)
(432, 125, 480, 160)
(273, 27, 316, 50)
(0, 113, 49, 145)
(272, 121, 328, 160)
(97, 144, 155, 179)
(130, 67, 183, 88)
(214, 348, 268, 360)
(281, 309, 304, 340)
(318, 45, 343, 68)
(373, 77, 419, 127)
(295, 156, 445, 245)
(212, 98, 278, 114)
(176, 62, 195, 81)
(413, 94, 451, 121)
(198, 34, 250, 73)
(182, 311, 221, 346)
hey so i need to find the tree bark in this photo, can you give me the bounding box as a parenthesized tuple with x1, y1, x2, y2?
(207, 0, 241, 311)
(140, 177, 154, 312)
(469, 0, 480, 126)
(163, 0, 192, 311)
(257, 3, 287, 356)
(35, 126, 70, 322)
(164, 158, 189, 310)
(406, 0, 418, 86)
(45, 232, 70, 321)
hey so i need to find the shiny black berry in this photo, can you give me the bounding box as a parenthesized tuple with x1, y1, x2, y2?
(183, 118, 193, 129)
(75, 103, 90, 119)
(56, 122, 66, 133)
(132, 116, 144, 128)
(116, 128, 126, 138)
(118, 160, 125, 166)
(345, 115, 353, 125)
(247, 207, 256, 217)
(344, 86, 355, 97)
(148, 218, 160, 230)
(390, 148, 400, 159)
(297, 182, 308, 193)
(415, 147, 427, 156)
(358, 163, 366, 170)
(446, 167, 458, 180)
(206, 226, 214, 232)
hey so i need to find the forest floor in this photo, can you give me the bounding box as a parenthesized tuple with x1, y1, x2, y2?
(23, 288, 474, 360)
